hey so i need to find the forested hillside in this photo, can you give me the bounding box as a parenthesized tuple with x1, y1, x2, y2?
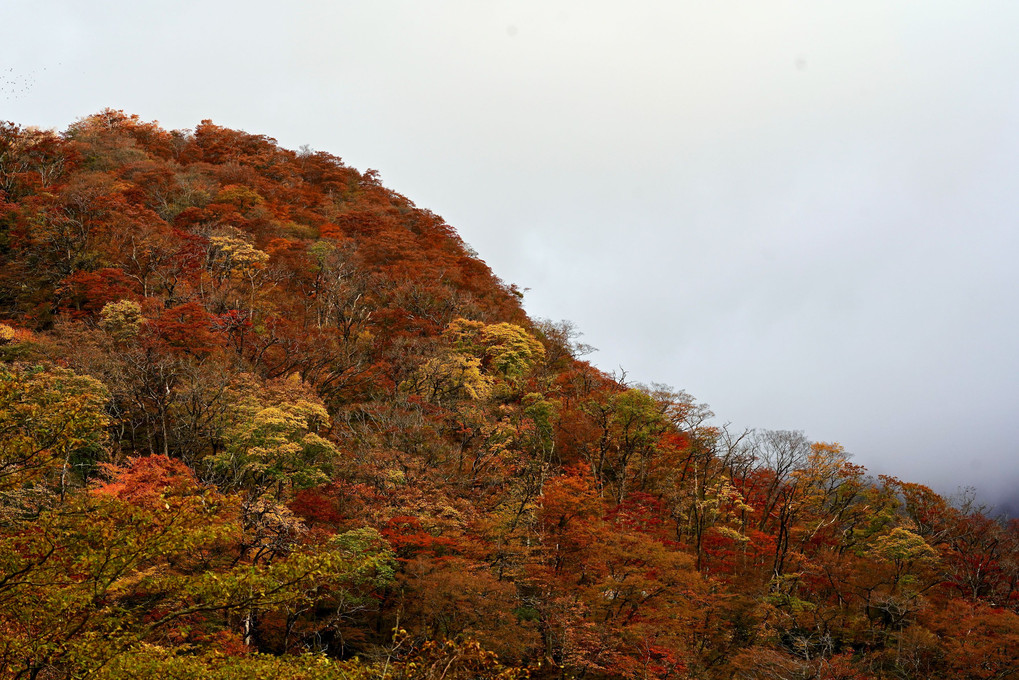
(0, 111, 1016, 680)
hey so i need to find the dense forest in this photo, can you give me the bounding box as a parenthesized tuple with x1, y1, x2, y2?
(0, 110, 1016, 680)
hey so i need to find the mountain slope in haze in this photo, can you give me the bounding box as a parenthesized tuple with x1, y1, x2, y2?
(0, 111, 1016, 680)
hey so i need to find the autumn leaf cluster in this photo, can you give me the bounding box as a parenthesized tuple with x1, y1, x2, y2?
(0, 111, 1016, 680)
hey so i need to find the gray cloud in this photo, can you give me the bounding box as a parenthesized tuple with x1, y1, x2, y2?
(3, 0, 1017, 509)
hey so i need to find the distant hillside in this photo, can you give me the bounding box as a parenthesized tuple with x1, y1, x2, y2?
(0, 111, 1016, 680)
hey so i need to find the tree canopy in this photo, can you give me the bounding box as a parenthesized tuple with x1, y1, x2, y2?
(0, 111, 1015, 679)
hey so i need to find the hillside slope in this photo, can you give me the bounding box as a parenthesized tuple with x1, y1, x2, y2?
(0, 111, 1016, 680)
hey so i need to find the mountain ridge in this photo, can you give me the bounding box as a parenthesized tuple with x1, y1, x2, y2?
(0, 110, 1016, 680)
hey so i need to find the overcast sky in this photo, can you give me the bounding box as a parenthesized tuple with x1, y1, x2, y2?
(3, 1, 1018, 510)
